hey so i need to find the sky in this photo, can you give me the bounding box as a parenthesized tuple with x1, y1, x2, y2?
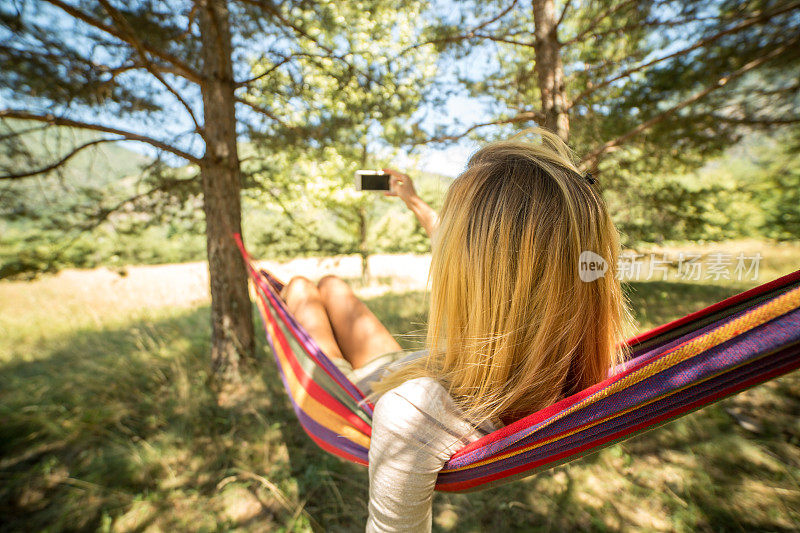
(391, 92, 490, 177)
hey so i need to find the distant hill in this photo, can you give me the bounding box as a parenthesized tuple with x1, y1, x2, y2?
(0, 120, 162, 277)
(0, 120, 153, 225)
(0, 119, 151, 187)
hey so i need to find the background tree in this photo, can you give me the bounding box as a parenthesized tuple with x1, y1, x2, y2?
(241, 149, 447, 279)
(406, 0, 799, 243)
(0, 0, 431, 382)
(417, 0, 800, 157)
(239, 2, 435, 279)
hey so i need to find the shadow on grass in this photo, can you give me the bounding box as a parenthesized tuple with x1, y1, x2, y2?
(1, 280, 798, 532)
(0, 305, 324, 531)
(623, 280, 745, 331)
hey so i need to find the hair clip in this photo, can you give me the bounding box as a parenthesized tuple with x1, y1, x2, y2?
(584, 172, 596, 185)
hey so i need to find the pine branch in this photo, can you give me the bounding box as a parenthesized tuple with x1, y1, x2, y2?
(42, 0, 201, 83)
(239, 0, 385, 90)
(579, 36, 800, 170)
(472, 33, 535, 48)
(706, 114, 800, 126)
(234, 97, 296, 131)
(569, 1, 800, 108)
(564, 0, 641, 46)
(0, 138, 119, 180)
(556, 0, 574, 28)
(411, 111, 543, 145)
(91, 177, 196, 226)
(0, 110, 201, 164)
(242, 0, 335, 54)
(96, 0, 203, 135)
(235, 54, 295, 88)
(45, 176, 198, 267)
(575, 14, 727, 43)
(399, 0, 519, 53)
(234, 51, 341, 88)
(739, 83, 800, 97)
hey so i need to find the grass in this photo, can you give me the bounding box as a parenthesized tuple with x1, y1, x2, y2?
(1, 241, 799, 531)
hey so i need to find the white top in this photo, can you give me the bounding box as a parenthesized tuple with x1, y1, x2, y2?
(366, 377, 495, 532)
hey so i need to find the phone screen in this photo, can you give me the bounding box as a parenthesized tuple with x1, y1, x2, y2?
(356, 171, 390, 191)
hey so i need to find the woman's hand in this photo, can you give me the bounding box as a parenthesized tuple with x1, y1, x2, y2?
(382, 168, 439, 238)
(382, 168, 418, 205)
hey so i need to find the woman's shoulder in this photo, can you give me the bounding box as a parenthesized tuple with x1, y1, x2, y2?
(374, 377, 451, 417)
(377, 376, 449, 402)
(372, 377, 483, 441)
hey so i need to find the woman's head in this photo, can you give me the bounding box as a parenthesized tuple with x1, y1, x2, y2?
(375, 129, 630, 425)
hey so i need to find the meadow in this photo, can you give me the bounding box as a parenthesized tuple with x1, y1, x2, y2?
(1, 240, 799, 532)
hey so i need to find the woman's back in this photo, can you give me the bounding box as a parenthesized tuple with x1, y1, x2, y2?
(367, 377, 495, 532)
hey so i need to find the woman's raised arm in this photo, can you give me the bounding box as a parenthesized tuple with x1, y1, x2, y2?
(382, 168, 439, 238)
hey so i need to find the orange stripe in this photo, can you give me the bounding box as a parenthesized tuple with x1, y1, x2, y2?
(256, 289, 373, 435)
(259, 297, 372, 450)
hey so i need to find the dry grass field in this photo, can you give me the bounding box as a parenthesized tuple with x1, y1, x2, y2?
(1, 240, 799, 531)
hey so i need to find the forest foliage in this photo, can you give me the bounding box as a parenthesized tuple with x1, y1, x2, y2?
(1, 0, 799, 280)
(1, 121, 796, 278)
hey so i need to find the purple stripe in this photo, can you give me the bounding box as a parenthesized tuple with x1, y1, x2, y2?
(261, 269, 285, 293)
(293, 401, 370, 462)
(447, 306, 800, 468)
(537, 309, 800, 445)
(441, 349, 799, 486)
(256, 299, 370, 461)
(440, 341, 799, 484)
(615, 304, 755, 374)
(255, 275, 373, 415)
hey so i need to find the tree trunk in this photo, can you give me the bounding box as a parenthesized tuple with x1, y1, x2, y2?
(357, 144, 370, 283)
(198, 0, 254, 381)
(358, 205, 369, 283)
(533, 0, 570, 142)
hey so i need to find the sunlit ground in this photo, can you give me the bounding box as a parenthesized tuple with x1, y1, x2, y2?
(1, 240, 799, 531)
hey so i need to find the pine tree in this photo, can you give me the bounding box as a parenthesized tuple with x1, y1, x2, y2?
(414, 0, 800, 172)
(0, 0, 429, 382)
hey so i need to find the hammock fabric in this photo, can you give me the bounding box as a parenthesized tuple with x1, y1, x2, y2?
(235, 235, 800, 493)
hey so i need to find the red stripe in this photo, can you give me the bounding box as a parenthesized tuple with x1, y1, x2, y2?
(437, 354, 800, 492)
(624, 268, 800, 347)
(233, 233, 250, 263)
(255, 276, 374, 409)
(258, 290, 373, 437)
(308, 432, 368, 466)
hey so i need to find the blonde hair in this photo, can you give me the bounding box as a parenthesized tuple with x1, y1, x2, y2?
(372, 129, 631, 426)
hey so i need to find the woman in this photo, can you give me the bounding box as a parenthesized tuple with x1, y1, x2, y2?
(281, 130, 630, 532)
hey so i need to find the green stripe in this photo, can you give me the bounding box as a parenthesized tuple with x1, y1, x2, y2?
(257, 284, 373, 426)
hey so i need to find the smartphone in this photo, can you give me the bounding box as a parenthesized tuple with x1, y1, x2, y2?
(355, 170, 390, 191)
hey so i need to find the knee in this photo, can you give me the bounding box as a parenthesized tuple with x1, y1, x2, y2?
(282, 275, 319, 302)
(318, 274, 352, 300)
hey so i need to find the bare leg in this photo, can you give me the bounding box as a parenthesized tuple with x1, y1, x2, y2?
(281, 276, 344, 361)
(317, 275, 402, 369)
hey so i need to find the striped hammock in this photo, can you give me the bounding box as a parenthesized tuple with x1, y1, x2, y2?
(235, 236, 800, 493)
